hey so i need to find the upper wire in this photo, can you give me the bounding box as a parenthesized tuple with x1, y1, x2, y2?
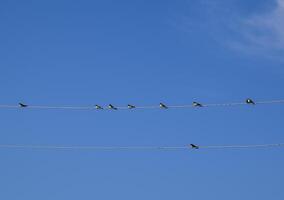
(0, 99, 284, 111)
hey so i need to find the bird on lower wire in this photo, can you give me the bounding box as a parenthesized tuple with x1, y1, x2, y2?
(246, 98, 255, 105)
(190, 144, 199, 149)
(108, 104, 118, 110)
(127, 104, 135, 109)
(159, 103, 168, 109)
(95, 105, 103, 109)
(192, 101, 203, 107)
(19, 103, 28, 108)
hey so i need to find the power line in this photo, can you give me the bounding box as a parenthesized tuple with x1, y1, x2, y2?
(0, 144, 187, 150)
(0, 143, 282, 151)
(0, 99, 284, 111)
(201, 143, 284, 149)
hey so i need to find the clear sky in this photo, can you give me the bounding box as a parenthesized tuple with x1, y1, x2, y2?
(0, 0, 284, 199)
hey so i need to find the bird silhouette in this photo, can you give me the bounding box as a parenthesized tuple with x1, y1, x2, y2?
(190, 144, 199, 149)
(19, 103, 28, 108)
(95, 105, 103, 109)
(246, 98, 255, 105)
(127, 104, 135, 109)
(108, 104, 118, 110)
(192, 101, 203, 107)
(159, 103, 168, 109)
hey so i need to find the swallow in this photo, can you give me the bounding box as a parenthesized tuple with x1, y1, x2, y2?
(192, 101, 203, 107)
(190, 144, 199, 149)
(95, 105, 103, 109)
(19, 103, 28, 108)
(108, 104, 118, 110)
(127, 104, 135, 109)
(159, 103, 168, 109)
(246, 98, 255, 105)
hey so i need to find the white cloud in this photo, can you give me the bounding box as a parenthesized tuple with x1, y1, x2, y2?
(182, 0, 284, 59)
(237, 0, 284, 53)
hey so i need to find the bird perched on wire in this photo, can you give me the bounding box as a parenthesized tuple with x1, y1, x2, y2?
(190, 144, 199, 149)
(108, 104, 118, 110)
(192, 101, 203, 107)
(159, 103, 168, 109)
(19, 103, 28, 108)
(127, 104, 135, 109)
(246, 98, 255, 105)
(95, 105, 103, 109)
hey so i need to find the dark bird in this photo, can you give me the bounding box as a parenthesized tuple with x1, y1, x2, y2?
(246, 98, 255, 105)
(108, 104, 117, 110)
(19, 103, 28, 108)
(190, 144, 199, 149)
(159, 103, 168, 109)
(95, 105, 103, 109)
(192, 101, 203, 107)
(127, 104, 135, 109)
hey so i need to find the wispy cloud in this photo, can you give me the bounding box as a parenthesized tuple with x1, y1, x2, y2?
(230, 0, 284, 57)
(182, 0, 284, 59)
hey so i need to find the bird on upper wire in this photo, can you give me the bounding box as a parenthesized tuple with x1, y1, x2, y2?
(108, 104, 118, 110)
(127, 104, 135, 109)
(19, 103, 28, 108)
(159, 103, 168, 109)
(246, 98, 255, 105)
(190, 144, 199, 149)
(95, 105, 103, 109)
(192, 101, 203, 107)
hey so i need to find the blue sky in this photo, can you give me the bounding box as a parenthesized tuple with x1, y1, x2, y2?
(0, 0, 284, 199)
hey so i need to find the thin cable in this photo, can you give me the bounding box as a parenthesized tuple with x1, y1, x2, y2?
(0, 144, 188, 150)
(201, 143, 284, 149)
(0, 99, 284, 111)
(0, 143, 283, 151)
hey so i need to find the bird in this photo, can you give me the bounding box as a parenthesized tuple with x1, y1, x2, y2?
(192, 101, 203, 107)
(19, 103, 28, 108)
(159, 103, 168, 109)
(95, 105, 103, 109)
(127, 104, 135, 109)
(246, 98, 255, 105)
(190, 144, 199, 149)
(108, 104, 117, 110)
